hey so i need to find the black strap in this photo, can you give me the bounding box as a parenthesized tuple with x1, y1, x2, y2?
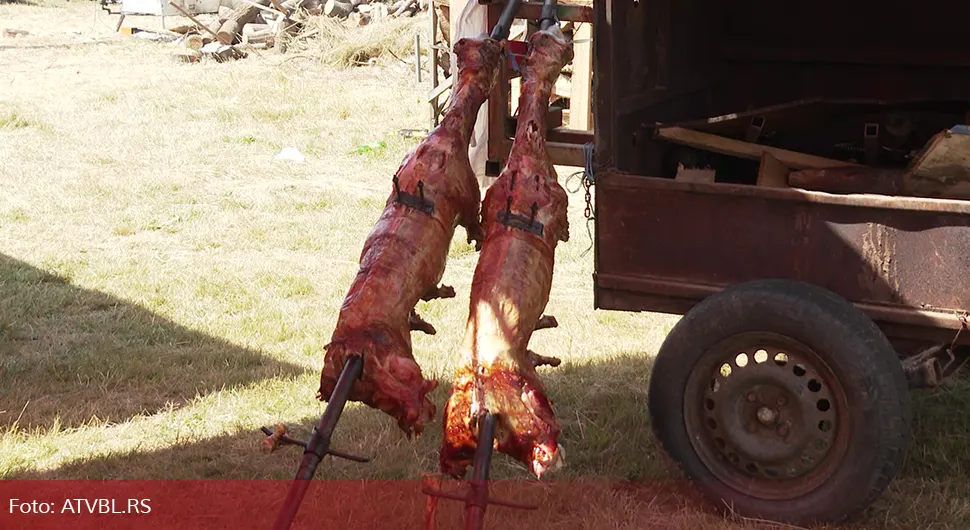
(392, 176, 435, 216)
(498, 199, 544, 236)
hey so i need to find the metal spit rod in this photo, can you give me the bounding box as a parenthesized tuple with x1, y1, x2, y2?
(489, 0, 524, 41)
(538, 0, 559, 31)
(465, 414, 499, 530)
(270, 355, 365, 530)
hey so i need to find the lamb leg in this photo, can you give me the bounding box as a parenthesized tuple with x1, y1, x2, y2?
(409, 310, 437, 335)
(421, 284, 457, 301)
(534, 314, 558, 331)
(528, 350, 561, 368)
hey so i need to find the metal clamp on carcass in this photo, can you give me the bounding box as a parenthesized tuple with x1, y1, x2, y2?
(497, 195, 544, 236)
(393, 176, 436, 216)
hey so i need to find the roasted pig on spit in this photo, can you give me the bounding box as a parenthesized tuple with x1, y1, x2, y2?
(439, 24, 574, 478)
(317, 36, 505, 437)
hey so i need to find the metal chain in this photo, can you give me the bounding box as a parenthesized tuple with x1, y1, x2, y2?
(563, 143, 596, 256)
(583, 172, 593, 220)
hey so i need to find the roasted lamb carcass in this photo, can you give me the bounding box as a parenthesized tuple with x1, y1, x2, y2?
(439, 25, 574, 478)
(317, 36, 505, 437)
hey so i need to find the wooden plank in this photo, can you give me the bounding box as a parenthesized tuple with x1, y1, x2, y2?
(168, 2, 223, 42)
(569, 22, 592, 131)
(500, 139, 585, 167)
(497, 0, 592, 23)
(655, 126, 859, 170)
(510, 76, 521, 116)
(757, 151, 790, 188)
(235, 0, 285, 18)
(426, 75, 452, 103)
(485, 0, 507, 179)
(788, 167, 907, 196)
(675, 167, 715, 183)
(548, 127, 592, 144)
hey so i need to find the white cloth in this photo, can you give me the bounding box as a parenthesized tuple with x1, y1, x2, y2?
(450, 0, 490, 186)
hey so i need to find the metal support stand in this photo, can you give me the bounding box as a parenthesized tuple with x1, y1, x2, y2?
(429, 0, 440, 127)
(264, 355, 369, 530)
(537, 0, 558, 31)
(415, 34, 423, 85)
(489, 0, 523, 40)
(423, 413, 539, 530)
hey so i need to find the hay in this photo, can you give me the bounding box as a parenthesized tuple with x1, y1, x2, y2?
(298, 14, 426, 69)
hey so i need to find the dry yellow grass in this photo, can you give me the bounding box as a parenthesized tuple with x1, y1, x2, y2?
(295, 15, 427, 68)
(2, 2, 970, 529)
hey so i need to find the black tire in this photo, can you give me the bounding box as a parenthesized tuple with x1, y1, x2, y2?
(648, 279, 911, 526)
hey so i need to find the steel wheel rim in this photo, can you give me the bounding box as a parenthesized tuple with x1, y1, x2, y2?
(683, 332, 851, 500)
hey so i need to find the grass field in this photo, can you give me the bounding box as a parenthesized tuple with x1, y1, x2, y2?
(3, 1, 970, 528)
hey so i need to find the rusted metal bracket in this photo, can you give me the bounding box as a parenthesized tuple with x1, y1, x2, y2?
(423, 413, 539, 530)
(899, 315, 970, 388)
(951, 313, 969, 351)
(498, 197, 544, 236)
(393, 176, 435, 216)
(266, 355, 368, 530)
(864, 123, 880, 165)
(478, 0, 592, 24)
(745, 116, 766, 144)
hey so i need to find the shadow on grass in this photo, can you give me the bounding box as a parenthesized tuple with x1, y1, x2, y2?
(5, 353, 660, 481)
(898, 372, 970, 483)
(5, 327, 970, 527)
(6, 409, 713, 530)
(0, 253, 306, 433)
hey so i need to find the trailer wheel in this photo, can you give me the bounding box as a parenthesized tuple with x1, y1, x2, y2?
(648, 279, 911, 526)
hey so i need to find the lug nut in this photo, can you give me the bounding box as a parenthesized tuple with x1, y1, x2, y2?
(777, 424, 789, 437)
(756, 406, 778, 425)
(747, 392, 757, 402)
(776, 395, 787, 406)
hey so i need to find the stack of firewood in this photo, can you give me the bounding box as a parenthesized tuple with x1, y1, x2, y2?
(169, 0, 305, 61)
(170, 0, 429, 62)
(321, 0, 428, 27)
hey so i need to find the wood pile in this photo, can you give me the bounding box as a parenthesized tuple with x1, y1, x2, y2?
(166, 0, 429, 62)
(322, 0, 429, 27)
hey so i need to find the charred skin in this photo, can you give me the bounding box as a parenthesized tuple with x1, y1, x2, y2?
(319, 37, 504, 437)
(440, 27, 573, 478)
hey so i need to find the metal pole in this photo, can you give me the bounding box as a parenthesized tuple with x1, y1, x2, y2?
(270, 355, 365, 530)
(489, 0, 522, 41)
(429, 0, 440, 127)
(415, 34, 423, 84)
(538, 0, 558, 30)
(464, 414, 498, 530)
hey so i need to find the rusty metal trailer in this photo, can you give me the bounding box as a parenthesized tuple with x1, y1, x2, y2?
(479, 0, 970, 526)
